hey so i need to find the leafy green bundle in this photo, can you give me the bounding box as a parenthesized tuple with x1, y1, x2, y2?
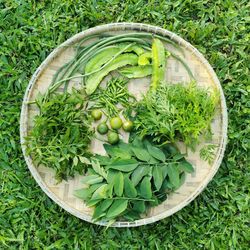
(134, 82, 219, 150)
(75, 137, 194, 223)
(25, 89, 93, 181)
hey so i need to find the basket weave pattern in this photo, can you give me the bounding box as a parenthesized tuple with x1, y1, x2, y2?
(20, 23, 227, 227)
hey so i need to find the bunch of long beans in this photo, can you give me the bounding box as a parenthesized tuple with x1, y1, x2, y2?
(45, 32, 193, 101)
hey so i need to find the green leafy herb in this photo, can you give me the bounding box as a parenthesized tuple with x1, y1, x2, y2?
(200, 144, 218, 164)
(134, 82, 219, 150)
(25, 89, 93, 181)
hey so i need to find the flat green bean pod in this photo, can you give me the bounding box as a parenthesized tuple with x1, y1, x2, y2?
(151, 38, 166, 90)
(86, 53, 138, 95)
(119, 65, 152, 78)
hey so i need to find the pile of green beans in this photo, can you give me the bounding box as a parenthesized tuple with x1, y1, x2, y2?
(45, 32, 192, 101)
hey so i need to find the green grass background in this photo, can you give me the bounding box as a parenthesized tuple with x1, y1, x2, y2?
(0, 0, 249, 249)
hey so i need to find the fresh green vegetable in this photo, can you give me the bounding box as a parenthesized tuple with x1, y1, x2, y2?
(134, 82, 219, 150)
(138, 52, 152, 65)
(119, 65, 152, 78)
(107, 131, 119, 145)
(122, 120, 133, 132)
(25, 89, 93, 181)
(86, 53, 138, 95)
(151, 38, 166, 90)
(110, 117, 123, 130)
(44, 32, 190, 101)
(89, 77, 136, 117)
(97, 122, 109, 135)
(75, 137, 194, 223)
(85, 47, 122, 74)
(91, 109, 102, 120)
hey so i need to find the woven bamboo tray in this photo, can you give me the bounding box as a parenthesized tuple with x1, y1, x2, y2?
(20, 23, 227, 227)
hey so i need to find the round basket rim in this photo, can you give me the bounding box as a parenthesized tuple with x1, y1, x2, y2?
(20, 22, 228, 227)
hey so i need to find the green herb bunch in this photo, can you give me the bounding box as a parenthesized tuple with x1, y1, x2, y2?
(89, 77, 136, 117)
(75, 137, 194, 223)
(134, 82, 219, 150)
(25, 89, 93, 181)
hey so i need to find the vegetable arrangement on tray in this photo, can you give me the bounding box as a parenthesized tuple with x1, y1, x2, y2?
(26, 32, 219, 224)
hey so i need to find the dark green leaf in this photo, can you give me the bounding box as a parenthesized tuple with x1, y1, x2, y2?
(148, 194, 160, 207)
(173, 153, 185, 161)
(132, 137, 144, 148)
(92, 199, 113, 221)
(103, 144, 117, 157)
(162, 165, 168, 179)
(139, 176, 152, 199)
(114, 172, 124, 197)
(103, 144, 131, 159)
(132, 200, 146, 213)
(123, 210, 141, 221)
(94, 155, 112, 165)
(146, 144, 166, 162)
(132, 147, 151, 162)
(124, 177, 137, 198)
(131, 165, 151, 186)
(107, 159, 138, 172)
(152, 166, 163, 191)
(106, 199, 128, 219)
(168, 164, 180, 187)
(178, 161, 194, 173)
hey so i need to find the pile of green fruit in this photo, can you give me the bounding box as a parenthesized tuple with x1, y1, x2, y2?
(91, 109, 133, 144)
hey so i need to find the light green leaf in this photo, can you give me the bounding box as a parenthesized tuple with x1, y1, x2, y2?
(79, 156, 90, 165)
(106, 199, 128, 219)
(73, 156, 78, 166)
(114, 172, 124, 197)
(107, 159, 138, 172)
(86, 199, 101, 207)
(91, 159, 107, 179)
(140, 176, 152, 199)
(91, 184, 109, 200)
(124, 177, 137, 198)
(107, 170, 117, 184)
(74, 188, 90, 200)
(81, 175, 103, 185)
(131, 165, 151, 186)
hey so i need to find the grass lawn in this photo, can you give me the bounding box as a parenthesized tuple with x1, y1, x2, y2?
(0, 0, 249, 249)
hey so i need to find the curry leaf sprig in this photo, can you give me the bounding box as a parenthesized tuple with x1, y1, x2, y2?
(25, 89, 94, 181)
(74, 137, 194, 223)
